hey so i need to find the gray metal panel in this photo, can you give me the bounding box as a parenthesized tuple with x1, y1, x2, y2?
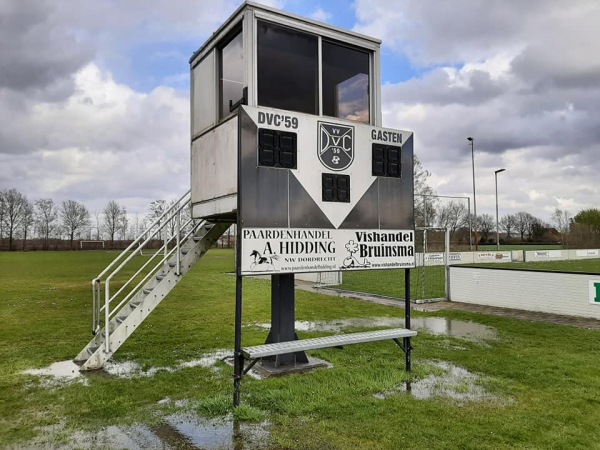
(191, 116, 238, 214)
(339, 180, 379, 229)
(239, 108, 289, 227)
(288, 173, 334, 228)
(191, 51, 217, 137)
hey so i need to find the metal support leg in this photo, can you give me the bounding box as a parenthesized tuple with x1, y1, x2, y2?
(265, 274, 308, 366)
(404, 268, 412, 373)
(233, 274, 243, 408)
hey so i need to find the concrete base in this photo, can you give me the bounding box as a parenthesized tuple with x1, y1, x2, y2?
(248, 356, 331, 379)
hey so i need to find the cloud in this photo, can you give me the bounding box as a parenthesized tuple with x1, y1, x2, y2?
(354, 0, 600, 220)
(0, 0, 94, 99)
(0, 63, 189, 213)
(310, 7, 331, 22)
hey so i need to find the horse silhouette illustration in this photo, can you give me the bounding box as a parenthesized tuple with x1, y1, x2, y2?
(249, 250, 279, 271)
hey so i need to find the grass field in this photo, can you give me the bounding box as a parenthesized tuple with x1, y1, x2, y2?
(2, 250, 600, 448)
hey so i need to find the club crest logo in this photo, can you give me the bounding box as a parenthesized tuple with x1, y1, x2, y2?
(318, 122, 354, 171)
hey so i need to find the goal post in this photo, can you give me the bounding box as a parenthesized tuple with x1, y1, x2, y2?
(414, 227, 450, 301)
(80, 240, 105, 250)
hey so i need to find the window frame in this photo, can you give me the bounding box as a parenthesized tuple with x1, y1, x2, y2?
(254, 18, 374, 125)
(218, 24, 245, 121)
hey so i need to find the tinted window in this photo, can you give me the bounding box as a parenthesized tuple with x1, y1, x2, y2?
(322, 41, 369, 123)
(257, 21, 318, 115)
(220, 31, 244, 118)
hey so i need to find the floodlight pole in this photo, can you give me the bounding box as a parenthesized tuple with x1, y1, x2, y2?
(495, 168, 506, 251)
(467, 137, 477, 251)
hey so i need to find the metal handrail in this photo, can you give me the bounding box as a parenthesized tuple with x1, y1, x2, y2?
(90, 190, 203, 350)
(92, 190, 191, 284)
(105, 218, 200, 319)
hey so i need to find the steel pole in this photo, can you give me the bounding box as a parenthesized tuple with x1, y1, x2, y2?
(495, 172, 499, 251)
(468, 137, 477, 251)
(494, 168, 506, 251)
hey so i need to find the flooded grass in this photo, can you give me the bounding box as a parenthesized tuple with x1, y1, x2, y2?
(24, 415, 270, 449)
(375, 360, 502, 404)
(253, 316, 497, 343)
(3, 250, 600, 449)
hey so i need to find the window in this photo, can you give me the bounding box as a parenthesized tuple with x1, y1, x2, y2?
(322, 41, 370, 123)
(256, 21, 372, 123)
(257, 21, 318, 115)
(220, 30, 244, 118)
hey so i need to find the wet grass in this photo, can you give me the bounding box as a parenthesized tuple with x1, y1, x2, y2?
(1, 249, 600, 448)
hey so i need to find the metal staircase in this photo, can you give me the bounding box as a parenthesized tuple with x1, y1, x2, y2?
(74, 190, 229, 370)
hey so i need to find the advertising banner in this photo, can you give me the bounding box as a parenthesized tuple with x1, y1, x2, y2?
(241, 228, 414, 275)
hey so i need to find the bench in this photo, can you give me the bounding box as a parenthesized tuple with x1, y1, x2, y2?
(241, 328, 417, 374)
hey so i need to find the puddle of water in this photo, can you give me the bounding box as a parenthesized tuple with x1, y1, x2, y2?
(375, 360, 500, 404)
(412, 317, 497, 342)
(254, 316, 497, 342)
(22, 350, 234, 388)
(25, 415, 270, 449)
(23, 360, 88, 386)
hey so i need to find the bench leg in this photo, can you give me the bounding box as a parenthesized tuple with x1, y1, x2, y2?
(393, 337, 413, 373)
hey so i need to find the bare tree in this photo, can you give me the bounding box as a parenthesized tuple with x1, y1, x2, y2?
(92, 209, 102, 240)
(436, 200, 468, 239)
(413, 156, 437, 227)
(21, 200, 34, 250)
(478, 213, 495, 243)
(514, 211, 534, 242)
(102, 200, 127, 245)
(0, 189, 6, 239)
(526, 216, 544, 241)
(500, 214, 517, 240)
(119, 213, 129, 241)
(2, 188, 28, 250)
(61, 200, 90, 249)
(147, 199, 167, 239)
(552, 208, 571, 246)
(35, 198, 58, 250)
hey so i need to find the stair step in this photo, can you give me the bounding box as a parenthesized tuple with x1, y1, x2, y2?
(87, 346, 99, 355)
(116, 316, 127, 324)
(143, 288, 153, 295)
(168, 262, 176, 268)
(156, 274, 165, 281)
(130, 301, 141, 309)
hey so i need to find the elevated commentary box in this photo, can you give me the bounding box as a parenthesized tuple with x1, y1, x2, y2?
(190, 1, 415, 275)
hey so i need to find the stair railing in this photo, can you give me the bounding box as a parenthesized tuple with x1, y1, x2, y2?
(91, 190, 206, 351)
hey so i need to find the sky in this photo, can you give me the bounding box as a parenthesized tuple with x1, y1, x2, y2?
(1, 0, 599, 225)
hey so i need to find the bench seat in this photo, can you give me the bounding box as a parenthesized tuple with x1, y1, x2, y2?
(242, 328, 417, 359)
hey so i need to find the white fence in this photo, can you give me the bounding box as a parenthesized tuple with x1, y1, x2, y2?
(524, 249, 599, 262)
(419, 248, 600, 265)
(449, 266, 600, 319)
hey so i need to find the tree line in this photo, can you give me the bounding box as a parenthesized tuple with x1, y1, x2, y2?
(0, 188, 188, 251)
(415, 195, 599, 247)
